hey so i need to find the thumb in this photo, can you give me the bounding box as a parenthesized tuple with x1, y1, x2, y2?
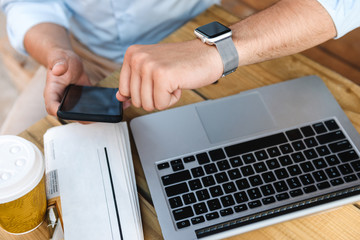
(51, 60, 68, 76)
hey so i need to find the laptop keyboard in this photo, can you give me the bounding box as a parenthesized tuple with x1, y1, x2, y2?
(156, 119, 360, 230)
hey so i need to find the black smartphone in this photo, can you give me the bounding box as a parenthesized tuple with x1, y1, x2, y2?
(57, 85, 123, 123)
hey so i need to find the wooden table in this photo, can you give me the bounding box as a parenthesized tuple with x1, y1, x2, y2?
(2, 4, 360, 240)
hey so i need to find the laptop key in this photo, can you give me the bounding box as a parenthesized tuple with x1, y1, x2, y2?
(350, 160, 360, 171)
(260, 184, 275, 196)
(183, 155, 196, 163)
(279, 143, 294, 154)
(165, 182, 189, 197)
(169, 196, 183, 208)
(220, 208, 234, 217)
(171, 159, 184, 171)
(316, 130, 345, 144)
(276, 192, 290, 201)
(262, 196, 276, 205)
(338, 150, 359, 162)
(316, 146, 331, 156)
(279, 155, 293, 166)
(196, 152, 210, 164)
(247, 188, 262, 200)
(303, 185, 317, 193)
(286, 177, 301, 189)
(254, 162, 267, 173)
(235, 178, 250, 190)
(262, 171, 276, 183)
(300, 162, 315, 173)
(177, 220, 190, 229)
(325, 155, 340, 166)
(317, 181, 331, 190)
(285, 129, 303, 141)
(329, 140, 352, 153)
(209, 148, 226, 161)
(223, 182, 237, 194)
(242, 153, 256, 164)
(196, 189, 210, 201)
(162, 170, 191, 186)
(204, 163, 218, 174)
(267, 146, 281, 157)
(205, 212, 219, 221)
(289, 189, 303, 197)
(274, 180, 289, 192)
(324, 119, 339, 131)
(299, 174, 315, 185)
(255, 150, 268, 160)
(191, 167, 205, 178)
(209, 186, 224, 197)
(344, 174, 357, 182)
(312, 170, 328, 182)
(221, 195, 235, 207)
(234, 204, 248, 212)
(157, 162, 170, 170)
(207, 199, 222, 211)
(292, 140, 306, 151)
(313, 158, 328, 169)
(182, 193, 197, 205)
(304, 137, 318, 148)
(234, 191, 249, 203)
(248, 200, 262, 209)
(338, 163, 354, 175)
(313, 122, 327, 134)
(291, 152, 305, 163)
(189, 179, 202, 190)
(229, 156, 243, 167)
(193, 202, 208, 215)
(249, 175, 263, 186)
(330, 178, 344, 186)
(227, 168, 242, 180)
(173, 206, 194, 221)
(215, 172, 229, 184)
(287, 165, 302, 176)
(325, 167, 341, 178)
(241, 165, 255, 176)
(217, 159, 231, 171)
(300, 126, 315, 137)
(275, 168, 289, 179)
(266, 158, 280, 169)
(191, 216, 205, 225)
(304, 149, 318, 160)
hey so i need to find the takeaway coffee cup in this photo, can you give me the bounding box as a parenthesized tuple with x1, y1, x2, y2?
(0, 135, 47, 234)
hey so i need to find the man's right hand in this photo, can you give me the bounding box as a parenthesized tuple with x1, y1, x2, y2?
(44, 49, 90, 116)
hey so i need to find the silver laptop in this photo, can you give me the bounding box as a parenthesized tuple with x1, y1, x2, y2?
(130, 76, 360, 240)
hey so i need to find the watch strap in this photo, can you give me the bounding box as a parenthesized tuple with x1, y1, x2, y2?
(214, 37, 239, 77)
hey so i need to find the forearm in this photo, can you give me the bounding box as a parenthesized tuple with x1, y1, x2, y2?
(24, 23, 72, 68)
(231, 0, 336, 66)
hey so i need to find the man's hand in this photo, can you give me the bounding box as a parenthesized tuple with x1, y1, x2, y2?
(44, 49, 90, 115)
(117, 39, 223, 111)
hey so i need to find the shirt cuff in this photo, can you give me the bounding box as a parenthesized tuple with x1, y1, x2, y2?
(4, 2, 71, 55)
(317, 0, 360, 39)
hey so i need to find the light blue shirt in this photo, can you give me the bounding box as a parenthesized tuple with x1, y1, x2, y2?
(1, 0, 219, 62)
(317, 0, 360, 38)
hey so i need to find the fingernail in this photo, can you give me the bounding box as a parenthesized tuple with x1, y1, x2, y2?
(53, 61, 65, 68)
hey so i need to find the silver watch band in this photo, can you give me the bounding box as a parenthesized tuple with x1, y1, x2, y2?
(214, 37, 239, 77)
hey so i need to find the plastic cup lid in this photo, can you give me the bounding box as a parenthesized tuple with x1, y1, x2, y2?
(0, 135, 44, 204)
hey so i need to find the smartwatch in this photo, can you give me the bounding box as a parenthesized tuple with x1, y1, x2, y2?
(194, 21, 239, 77)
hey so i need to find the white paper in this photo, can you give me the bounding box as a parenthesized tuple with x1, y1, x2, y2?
(44, 122, 143, 240)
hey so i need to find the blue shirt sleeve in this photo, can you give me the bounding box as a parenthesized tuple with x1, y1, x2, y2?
(317, 0, 360, 39)
(1, 0, 71, 55)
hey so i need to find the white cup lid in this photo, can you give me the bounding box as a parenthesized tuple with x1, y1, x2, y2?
(0, 135, 44, 203)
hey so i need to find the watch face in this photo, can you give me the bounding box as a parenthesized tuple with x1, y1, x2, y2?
(196, 21, 231, 38)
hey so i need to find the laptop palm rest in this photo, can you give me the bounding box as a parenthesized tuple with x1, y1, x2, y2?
(196, 92, 276, 144)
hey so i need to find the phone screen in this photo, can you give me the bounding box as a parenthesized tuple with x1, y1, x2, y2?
(58, 85, 122, 122)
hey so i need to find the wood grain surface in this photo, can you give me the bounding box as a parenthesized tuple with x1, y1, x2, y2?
(1, 4, 360, 240)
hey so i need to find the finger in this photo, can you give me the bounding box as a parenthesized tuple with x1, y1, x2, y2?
(130, 70, 141, 108)
(51, 60, 68, 76)
(154, 84, 181, 110)
(116, 91, 130, 102)
(140, 66, 154, 111)
(44, 79, 64, 116)
(119, 56, 131, 98)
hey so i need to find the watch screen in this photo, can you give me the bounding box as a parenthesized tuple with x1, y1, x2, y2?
(196, 21, 231, 38)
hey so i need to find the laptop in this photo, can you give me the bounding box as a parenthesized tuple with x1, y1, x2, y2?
(130, 75, 360, 240)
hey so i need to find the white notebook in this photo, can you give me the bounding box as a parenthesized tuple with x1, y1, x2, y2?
(44, 122, 143, 240)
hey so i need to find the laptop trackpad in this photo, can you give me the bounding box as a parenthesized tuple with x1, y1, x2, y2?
(196, 92, 276, 144)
